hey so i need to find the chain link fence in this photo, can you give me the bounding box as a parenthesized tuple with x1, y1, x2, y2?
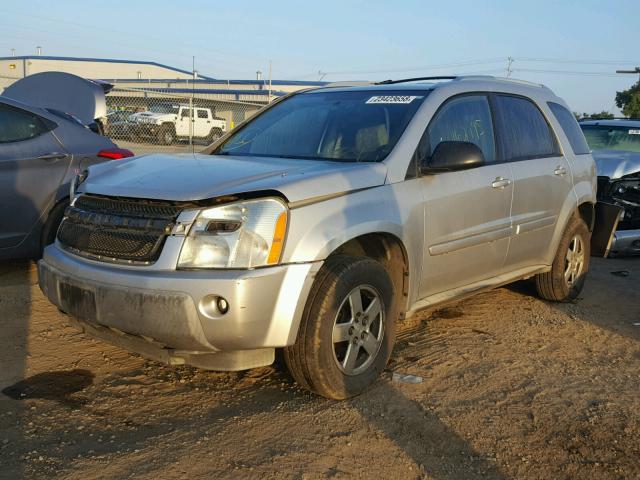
(101, 85, 267, 155)
(0, 75, 270, 156)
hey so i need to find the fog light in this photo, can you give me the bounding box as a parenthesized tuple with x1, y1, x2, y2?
(199, 295, 230, 319)
(217, 297, 229, 314)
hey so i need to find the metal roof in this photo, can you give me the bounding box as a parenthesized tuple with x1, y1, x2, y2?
(0, 55, 216, 80)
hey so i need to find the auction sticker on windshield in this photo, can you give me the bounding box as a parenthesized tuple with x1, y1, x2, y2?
(366, 95, 422, 104)
(629, 129, 640, 135)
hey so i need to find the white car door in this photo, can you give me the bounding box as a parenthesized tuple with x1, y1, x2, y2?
(195, 109, 211, 138)
(175, 108, 192, 136)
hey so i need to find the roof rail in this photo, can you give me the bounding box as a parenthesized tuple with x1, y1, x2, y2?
(324, 81, 374, 88)
(375, 76, 457, 85)
(578, 117, 640, 122)
(489, 76, 548, 89)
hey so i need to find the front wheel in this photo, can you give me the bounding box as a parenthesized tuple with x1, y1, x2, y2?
(535, 215, 590, 302)
(284, 255, 396, 399)
(157, 125, 175, 145)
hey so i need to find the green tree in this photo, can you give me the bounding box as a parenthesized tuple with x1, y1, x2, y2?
(579, 111, 614, 120)
(615, 80, 640, 118)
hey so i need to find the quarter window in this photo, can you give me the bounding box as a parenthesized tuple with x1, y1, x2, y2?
(0, 104, 51, 143)
(425, 95, 496, 163)
(548, 102, 590, 155)
(494, 95, 559, 161)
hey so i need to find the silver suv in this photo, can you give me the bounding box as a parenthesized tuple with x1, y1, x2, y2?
(39, 76, 599, 399)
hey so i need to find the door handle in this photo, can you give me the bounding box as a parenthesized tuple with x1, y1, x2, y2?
(554, 166, 567, 176)
(37, 152, 67, 161)
(491, 177, 512, 189)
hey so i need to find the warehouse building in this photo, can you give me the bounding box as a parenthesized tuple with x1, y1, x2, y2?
(0, 55, 328, 131)
(0, 55, 327, 102)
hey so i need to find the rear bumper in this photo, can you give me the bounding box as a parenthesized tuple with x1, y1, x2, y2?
(39, 245, 321, 367)
(610, 229, 640, 256)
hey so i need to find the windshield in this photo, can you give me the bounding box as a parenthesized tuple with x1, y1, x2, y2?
(215, 90, 429, 162)
(149, 104, 179, 114)
(581, 124, 640, 153)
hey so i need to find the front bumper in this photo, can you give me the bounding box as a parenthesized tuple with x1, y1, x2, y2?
(610, 229, 640, 256)
(131, 123, 162, 137)
(39, 245, 321, 369)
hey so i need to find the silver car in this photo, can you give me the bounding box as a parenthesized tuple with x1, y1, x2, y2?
(39, 76, 599, 399)
(580, 118, 640, 255)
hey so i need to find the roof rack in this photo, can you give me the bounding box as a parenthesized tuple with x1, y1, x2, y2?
(375, 76, 457, 85)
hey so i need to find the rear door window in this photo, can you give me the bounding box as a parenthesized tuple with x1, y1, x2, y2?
(548, 102, 590, 155)
(197, 109, 209, 119)
(0, 103, 52, 143)
(494, 95, 560, 161)
(425, 94, 496, 163)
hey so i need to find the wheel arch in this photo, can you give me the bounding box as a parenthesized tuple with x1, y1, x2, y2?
(327, 232, 410, 319)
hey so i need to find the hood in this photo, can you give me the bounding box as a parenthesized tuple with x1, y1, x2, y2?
(133, 111, 172, 118)
(592, 149, 640, 179)
(2, 72, 110, 125)
(81, 153, 388, 203)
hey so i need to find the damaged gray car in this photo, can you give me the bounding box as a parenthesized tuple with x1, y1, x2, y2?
(0, 72, 133, 260)
(580, 119, 640, 255)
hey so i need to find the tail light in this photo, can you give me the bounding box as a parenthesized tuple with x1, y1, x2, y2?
(97, 148, 135, 160)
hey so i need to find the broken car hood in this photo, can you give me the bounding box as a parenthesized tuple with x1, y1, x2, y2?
(81, 153, 388, 203)
(3, 72, 110, 125)
(593, 149, 640, 179)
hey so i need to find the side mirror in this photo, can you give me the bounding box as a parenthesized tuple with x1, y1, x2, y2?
(420, 141, 485, 174)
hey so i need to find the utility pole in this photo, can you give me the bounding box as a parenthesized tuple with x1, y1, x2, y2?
(616, 67, 640, 82)
(10, 48, 15, 57)
(268, 60, 273, 103)
(190, 55, 195, 149)
(506, 57, 514, 78)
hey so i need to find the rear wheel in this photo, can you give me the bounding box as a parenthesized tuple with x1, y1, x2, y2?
(207, 128, 223, 143)
(40, 200, 68, 255)
(535, 215, 590, 302)
(284, 255, 396, 399)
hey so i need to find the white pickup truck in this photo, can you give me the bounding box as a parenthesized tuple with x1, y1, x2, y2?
(130, 104, 227, 145)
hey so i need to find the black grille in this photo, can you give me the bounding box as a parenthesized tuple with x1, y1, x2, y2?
(57, 195, 181, 263)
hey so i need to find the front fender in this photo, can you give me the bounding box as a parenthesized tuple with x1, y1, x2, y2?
(282, 181, 425, 305)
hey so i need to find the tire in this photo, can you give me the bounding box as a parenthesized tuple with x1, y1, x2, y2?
(40, 200, 68, 255)
(157, 125, 175, 145)
(207, 128, 223, 143)
(284, 255, 396, 399)
(535, 215, 590, 302)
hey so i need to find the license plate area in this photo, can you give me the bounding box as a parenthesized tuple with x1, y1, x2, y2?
(59, 282, 97, 322)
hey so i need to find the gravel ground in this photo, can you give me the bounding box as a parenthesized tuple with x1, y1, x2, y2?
(1, 257, 639, 479)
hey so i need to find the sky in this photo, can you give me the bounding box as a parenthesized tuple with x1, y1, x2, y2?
(1, 0, 638, 114)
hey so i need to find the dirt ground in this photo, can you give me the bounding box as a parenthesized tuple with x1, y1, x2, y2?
(1, 257, 639, 480)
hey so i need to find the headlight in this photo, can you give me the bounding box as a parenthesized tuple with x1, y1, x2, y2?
(177, 198, 288, 269)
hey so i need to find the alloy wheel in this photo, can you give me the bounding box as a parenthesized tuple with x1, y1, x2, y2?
(564, 235, 585, 286)
(332, 285, 385, 376)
